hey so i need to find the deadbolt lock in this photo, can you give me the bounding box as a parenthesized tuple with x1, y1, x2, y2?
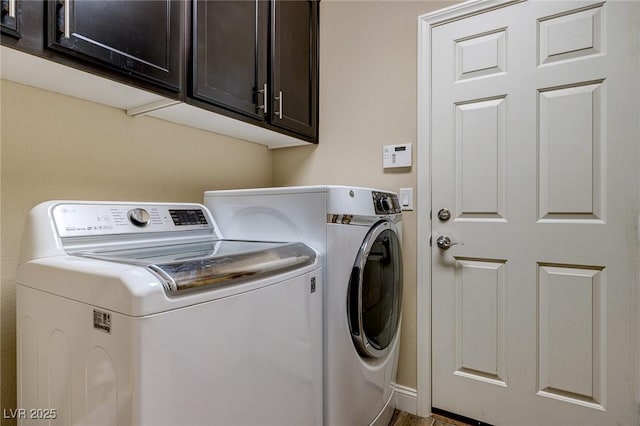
(437, 208, 451, 221)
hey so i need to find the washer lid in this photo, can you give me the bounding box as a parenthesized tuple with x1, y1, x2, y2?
(72, 240, 316, 295)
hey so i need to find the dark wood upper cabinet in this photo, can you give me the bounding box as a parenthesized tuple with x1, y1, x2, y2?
(192, 0, 319, 142)
(1, 0, 21, 37)
(1, 0, 317, 145)
(47, 0, 183, 92)
(270, 0, 318, 140)
(192, 0, 268, 120)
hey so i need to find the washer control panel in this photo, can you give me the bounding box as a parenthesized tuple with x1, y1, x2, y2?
(52, 202, 213, 238)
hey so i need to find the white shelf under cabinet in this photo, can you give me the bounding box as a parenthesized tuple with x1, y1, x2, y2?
(0, 46, 307, 149)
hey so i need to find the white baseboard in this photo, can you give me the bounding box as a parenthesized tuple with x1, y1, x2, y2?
(394, 384, 418, 415)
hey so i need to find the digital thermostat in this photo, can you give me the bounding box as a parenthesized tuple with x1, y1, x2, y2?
(383, 143, 412, 169)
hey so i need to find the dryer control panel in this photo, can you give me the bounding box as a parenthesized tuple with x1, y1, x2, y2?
(372, 191, 401, 215)
(52, 202, 214, 238)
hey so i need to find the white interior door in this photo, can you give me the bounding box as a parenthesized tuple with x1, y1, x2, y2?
(429, 1, 639, 425)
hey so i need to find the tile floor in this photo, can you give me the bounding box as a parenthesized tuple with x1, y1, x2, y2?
(389, 410, 471, 426)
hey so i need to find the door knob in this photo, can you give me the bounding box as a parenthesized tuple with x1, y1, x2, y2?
(436, 235, 462, 250)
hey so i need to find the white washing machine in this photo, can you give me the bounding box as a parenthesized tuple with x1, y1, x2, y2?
(16, 201, 322, 426)
(205, 186, 403, 426)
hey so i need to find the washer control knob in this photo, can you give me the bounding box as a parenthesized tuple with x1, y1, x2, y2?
(128, 208, 150, 227)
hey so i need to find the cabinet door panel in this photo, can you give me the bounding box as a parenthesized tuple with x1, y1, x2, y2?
(48, 0, 182, 92)
(271, 0, 318, 140)
(192, 0, 267, 120)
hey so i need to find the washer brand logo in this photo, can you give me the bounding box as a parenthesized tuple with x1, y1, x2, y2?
(93, 309, 112, 333)
(310, 277, 316, 294)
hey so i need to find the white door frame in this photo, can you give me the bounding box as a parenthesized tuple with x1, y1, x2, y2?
(416, 0, 640, 419)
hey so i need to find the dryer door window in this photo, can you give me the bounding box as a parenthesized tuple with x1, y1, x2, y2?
(348, 220, 403, 358)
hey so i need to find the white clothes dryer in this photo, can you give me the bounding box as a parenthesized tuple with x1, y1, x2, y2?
(16, 201, 322, 426)
(205, 186, 403, 426)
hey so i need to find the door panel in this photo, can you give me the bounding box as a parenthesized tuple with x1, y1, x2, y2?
(538, 81, 604, 221)
(537, 264, 604, 406)
(430, 1, 638, 424)
(454, 258, 506, 385)
(455, 97, 506, 220)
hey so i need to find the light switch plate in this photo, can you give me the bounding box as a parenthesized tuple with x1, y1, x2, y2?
(399, 188, 414, 211)
(383, 143, 412, 168)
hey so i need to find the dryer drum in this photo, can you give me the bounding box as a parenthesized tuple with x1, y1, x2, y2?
(347, 220, 403, 358)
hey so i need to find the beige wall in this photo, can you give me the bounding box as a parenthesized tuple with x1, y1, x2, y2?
(273, 0, 455, 389)
(0, 80, 272, 417)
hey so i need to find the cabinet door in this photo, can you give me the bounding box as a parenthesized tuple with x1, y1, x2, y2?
(270, 0, 318, 141)
(192, 0, 268, 120)
(47, 0, 182, 92)
(1, 0, 20, 37)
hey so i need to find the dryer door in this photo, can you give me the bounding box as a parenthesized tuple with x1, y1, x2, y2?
(348, 220, 403, 358)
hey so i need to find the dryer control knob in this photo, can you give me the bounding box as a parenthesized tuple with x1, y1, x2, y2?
(379, 197, 392, 212)
(128, 208, 151, 227)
